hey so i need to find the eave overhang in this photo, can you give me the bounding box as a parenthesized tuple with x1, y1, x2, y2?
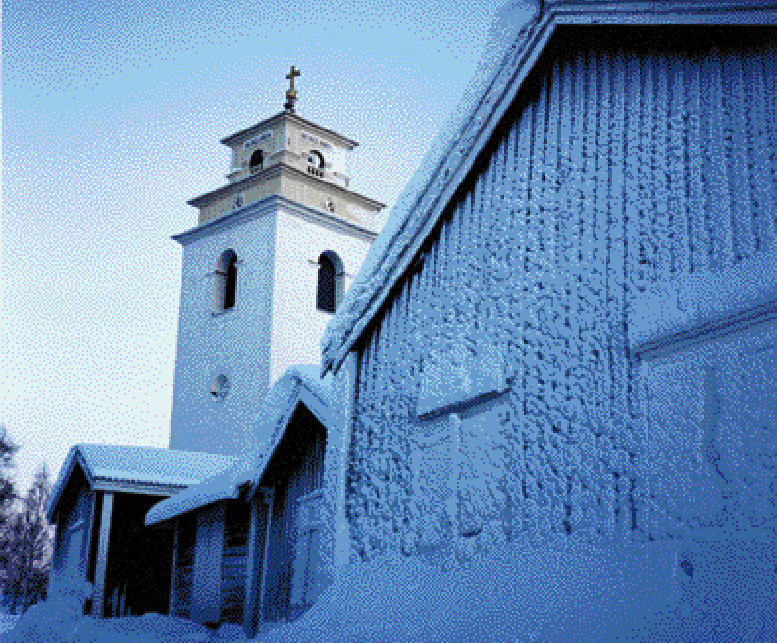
(145, 367, 336, 527)
(46, 453, 191, 523)
(46, 445, 235, 523)
(173, 194, 378, 246)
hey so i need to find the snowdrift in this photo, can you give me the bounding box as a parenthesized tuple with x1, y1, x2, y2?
(6, 528, 777, 642)
(255, 536, 682, 643)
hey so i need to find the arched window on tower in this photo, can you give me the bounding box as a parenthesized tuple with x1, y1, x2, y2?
(249, 150, 264, 173)
(214, 249, 238, 312)
(316, 251, 344, 313)
(307, 150, 325, 169)
(307, 150, 325, 178)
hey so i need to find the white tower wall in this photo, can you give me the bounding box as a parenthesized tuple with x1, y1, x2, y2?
(169, 207, 276, 457)
(269, 207, 373, 387)
(169, 198, 376, 457)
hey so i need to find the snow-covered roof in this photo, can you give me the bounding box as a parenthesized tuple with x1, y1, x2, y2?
(46, 444, 236, 522)
(320, 0, 777, 374)
(145, 366, 335, 526)
(318, 0, 546, 373)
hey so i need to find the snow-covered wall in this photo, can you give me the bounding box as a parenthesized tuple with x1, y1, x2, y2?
(340, 27, 777, 564)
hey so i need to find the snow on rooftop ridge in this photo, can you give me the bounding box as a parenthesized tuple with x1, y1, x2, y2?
(320, 0, 543, 372)
(146, 366, 335, 526)
(76, 443, 236, 479)
(287, 364, 334, 400)
(47, 443, 236, 521)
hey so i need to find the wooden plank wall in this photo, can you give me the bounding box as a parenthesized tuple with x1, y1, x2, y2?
(262, 408, 326, 622)
(220, 501, 250, 623)
(348, 26, 777, 560)
(171, 514, 196, 619)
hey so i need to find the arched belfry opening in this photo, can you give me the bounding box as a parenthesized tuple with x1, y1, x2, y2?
(307, 150, 324, 169)
(249, 150, 264, 173)
(316, 251, 344, 314)
(215, 249, 238, 312)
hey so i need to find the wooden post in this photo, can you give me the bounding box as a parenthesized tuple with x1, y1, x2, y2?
(168, 519, 179, 616)
(243, 498, 260, 638)
(92, 492, 114, 617)
(82, 491, 96, 583)
(192, 503, 225, 624)
(258, 490, 274, 624)
(49, 520, 62, 591)
(243, 488, 274, 636)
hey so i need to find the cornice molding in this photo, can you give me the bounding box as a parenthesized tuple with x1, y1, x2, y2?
(220, 111, 359, 149)
(188, 162, 385, 211)
(173, 194, 378, 246)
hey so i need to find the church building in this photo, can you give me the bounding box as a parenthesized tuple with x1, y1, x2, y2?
(317, 0, 777, 587)
(46, 69, 384, 624)
(150, 0, 777, 636)
(49, 0, 777, 637)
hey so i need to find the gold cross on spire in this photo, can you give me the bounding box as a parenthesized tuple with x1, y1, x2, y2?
(284, 65, 301, 112)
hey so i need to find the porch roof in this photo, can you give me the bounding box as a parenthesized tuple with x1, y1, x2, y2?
(46, 444, 236, 522)
(145, 365, 335, 527)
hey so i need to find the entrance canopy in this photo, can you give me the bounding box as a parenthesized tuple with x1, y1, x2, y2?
(145, 365, 335, 527)
(47, 444, 236, 523)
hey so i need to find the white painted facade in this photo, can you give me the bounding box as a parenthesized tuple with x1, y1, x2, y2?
(169, 207, 277, 457)
(169, 99, 382, 459)
(269, 208, 373, 387)
(169, 197, 375, 457)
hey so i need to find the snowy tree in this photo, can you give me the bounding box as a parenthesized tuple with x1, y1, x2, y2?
(0, 426, 19, 579)
(5, 465, 53, 612)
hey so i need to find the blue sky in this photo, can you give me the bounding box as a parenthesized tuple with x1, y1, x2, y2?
(2, 0, 504, 495)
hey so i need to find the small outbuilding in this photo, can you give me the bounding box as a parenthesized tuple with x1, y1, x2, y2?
(145, 366, 335, 637)
(46, 444, 235, 617)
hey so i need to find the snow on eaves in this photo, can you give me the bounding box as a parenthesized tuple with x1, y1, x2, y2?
(144, 451, 263, 526)
(46, 444, 236, 522)
(322, 0, 777, 373)
(145, 366, 335, 526)
(320, 0, 544, 373)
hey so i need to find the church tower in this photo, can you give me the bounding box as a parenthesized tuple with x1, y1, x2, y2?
(169, 68, 384, 457)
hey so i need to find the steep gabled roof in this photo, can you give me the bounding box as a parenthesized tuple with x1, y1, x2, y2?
(320, 0, 777, 374)
(145, 365, 335, 526)
(46, 444, 236, 522)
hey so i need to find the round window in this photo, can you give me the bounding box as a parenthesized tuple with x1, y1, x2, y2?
(210, 374, 230, 402)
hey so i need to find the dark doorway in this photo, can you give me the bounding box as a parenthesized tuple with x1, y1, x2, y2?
(103, 494, 174, 617)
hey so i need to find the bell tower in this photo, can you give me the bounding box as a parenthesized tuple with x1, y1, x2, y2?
(169, 68, 384, 457)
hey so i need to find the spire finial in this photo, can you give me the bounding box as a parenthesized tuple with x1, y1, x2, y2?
(284, 65, 301, 112)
